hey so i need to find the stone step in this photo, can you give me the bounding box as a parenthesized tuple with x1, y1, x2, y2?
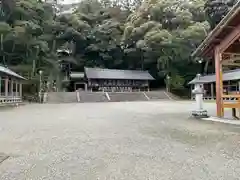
(46, 91, 175, 104)
(79, 92, 108, 102)
(108, 92, 148, 102)
(47, 92, 78, 103)
(145, 91, 172, 100)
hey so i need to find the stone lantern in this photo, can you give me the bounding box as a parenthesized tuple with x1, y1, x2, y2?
(192, 74, 208, 118)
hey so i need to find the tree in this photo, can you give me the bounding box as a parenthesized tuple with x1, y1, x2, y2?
(121, 0, 209, 90)
(1, 0, 15, 16)
(205, 0, 238, 29)
(0, 0, 214, 96)
(0, 0, 76, 93)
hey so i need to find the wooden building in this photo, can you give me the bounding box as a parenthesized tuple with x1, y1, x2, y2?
(0, 65, 25, 105)
(189, 69, 240, 100)
(192, 1, 240, 117)
(69, 67, 155, 92)
(69, 72, 86, 91)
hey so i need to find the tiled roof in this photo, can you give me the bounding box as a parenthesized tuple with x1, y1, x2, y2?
(0, 65, 26, 80)
(85, 67, 155, 80)
(188, 69, 240, 84)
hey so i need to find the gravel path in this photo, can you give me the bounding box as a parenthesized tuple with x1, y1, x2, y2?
(0, 101, 240, 180)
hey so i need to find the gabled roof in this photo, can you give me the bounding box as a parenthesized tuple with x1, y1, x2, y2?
(70, 72, 84, 79)
(188, 69, 240, 84)
(85, 67, 155, 80)
(192, 1, 240, 57)
(0, 65, 26, 80)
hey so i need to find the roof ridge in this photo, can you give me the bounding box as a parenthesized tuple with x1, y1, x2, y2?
(0, 65, 26, 80)
(85, 67, 154, 80)
(85, 67, 149, 72)
(189, 68, 240, 84)
(201, 68, 240, 77)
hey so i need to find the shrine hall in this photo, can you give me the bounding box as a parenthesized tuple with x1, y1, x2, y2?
(0, 65, 25, 105)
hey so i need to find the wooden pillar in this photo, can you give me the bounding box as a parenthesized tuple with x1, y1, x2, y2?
(228, 80, 231, 94)
(10, 79, 14, 97)
(211, 83, 214, 99)
(16, 81, 18, 97)
(190, 85, 192, 100)
(5, 77, 8, 97)
(215, 47, 224, 117)
(147, 80, 149, 92)
(0, 76, 1, 96)
(238, 81, 240, 92)
(19, 83, 22, 97)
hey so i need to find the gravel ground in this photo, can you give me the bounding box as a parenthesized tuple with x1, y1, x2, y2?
(0, 101, 240, 180)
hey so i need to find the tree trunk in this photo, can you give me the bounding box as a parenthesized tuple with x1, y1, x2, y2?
(1, 34, 3, 51)
(203, 60, 209, 75)
(31, 59, 36, 78)
(1, 0, 15, 16)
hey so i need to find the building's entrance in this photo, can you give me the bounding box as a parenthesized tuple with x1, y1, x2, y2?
(74, 83, 86, 91)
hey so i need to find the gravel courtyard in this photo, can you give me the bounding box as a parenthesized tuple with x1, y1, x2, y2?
(0, 101, 240, 180)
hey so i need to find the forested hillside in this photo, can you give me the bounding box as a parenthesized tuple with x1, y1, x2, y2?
(0, 0, 237, 94)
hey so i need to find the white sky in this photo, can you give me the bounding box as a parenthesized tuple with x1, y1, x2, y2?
(60, 0, 81, 4)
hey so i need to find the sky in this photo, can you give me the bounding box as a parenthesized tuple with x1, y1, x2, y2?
(60, 0, 81, 4)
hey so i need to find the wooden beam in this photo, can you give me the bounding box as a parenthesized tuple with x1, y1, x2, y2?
(223, 103, 240, 108)
(219, 24, 240, 53)
(222, 52, 240, 56)
(222, 94, 240, 98)
(214, 39, 240, 45)
(225, 26, 236, 29)
(215, 46, 224, 117)
(222, 62, 240, 67)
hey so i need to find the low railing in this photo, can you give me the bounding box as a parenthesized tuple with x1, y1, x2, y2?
(0, 96, 22, 105)
(221, 94, 240, 119)
(192, 96, 239, 101)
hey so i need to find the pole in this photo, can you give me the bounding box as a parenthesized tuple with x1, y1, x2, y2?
(19, 83, 22, 97)
(166, 75, 170, 93)
(39, 70, 43, 103)
(0, 76, 1, 96)
(215, 47, 223, 117)
(16, 81, 18, 97)
(11, 79, 13, 97)
(5, 77, 8, 97)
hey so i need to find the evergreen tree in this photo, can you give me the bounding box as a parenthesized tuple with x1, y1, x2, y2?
(205, 0, 237, 29)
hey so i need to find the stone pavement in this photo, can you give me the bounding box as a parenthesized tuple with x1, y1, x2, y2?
(0, 101, 240, 180)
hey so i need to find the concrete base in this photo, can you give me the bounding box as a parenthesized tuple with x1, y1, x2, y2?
(192, 109, 208, 118)
(202, 116, 240, 125)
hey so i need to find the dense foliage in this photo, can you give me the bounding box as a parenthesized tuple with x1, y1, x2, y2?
(204, 0, 237, 29)
(0, 0, 236, 96)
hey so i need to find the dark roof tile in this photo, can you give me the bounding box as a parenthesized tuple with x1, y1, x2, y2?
(189, 69, 240, 84)
(0, 65, 26, 80)
(85, 67, 154, 80)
